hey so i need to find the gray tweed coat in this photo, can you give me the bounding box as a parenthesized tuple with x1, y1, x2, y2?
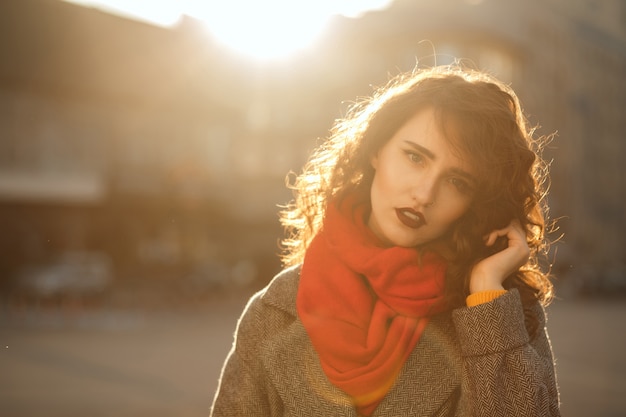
(210, 265, 560, 416)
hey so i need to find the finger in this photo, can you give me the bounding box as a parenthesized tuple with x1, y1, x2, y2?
(484, 220, 522, 246)
(484, 229, 505, 246)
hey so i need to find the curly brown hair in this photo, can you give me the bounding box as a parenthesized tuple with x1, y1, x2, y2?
(280, 65, 554, 322)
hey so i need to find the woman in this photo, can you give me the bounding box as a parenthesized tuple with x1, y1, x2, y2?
(210, 65, 560, 416)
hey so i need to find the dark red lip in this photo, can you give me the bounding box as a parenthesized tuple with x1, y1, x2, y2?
(395, 208, 426, 228)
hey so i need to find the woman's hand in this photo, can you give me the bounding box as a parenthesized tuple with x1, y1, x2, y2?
(469, 220, 530, 294)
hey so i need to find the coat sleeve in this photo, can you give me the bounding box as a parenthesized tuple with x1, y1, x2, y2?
(451, 289, 561, 416)
(210, 292, 283, 417)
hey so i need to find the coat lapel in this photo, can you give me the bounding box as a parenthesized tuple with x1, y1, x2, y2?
(259, 267, 355, 415)
(373, 313, 462, 416)
(263, 319, 357, 416)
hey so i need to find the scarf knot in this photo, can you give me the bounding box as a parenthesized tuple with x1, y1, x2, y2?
(297, 196, 448, 416)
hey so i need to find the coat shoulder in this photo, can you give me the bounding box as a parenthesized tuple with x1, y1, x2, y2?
(232, 265, 301, 356)
(258, 264, 301, 316)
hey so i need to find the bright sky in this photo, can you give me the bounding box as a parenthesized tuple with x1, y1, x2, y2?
(62, 0, 394, 60)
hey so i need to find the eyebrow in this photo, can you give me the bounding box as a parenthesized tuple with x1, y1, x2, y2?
(404, 140, 435, 160)
(403, 140, 477, 183)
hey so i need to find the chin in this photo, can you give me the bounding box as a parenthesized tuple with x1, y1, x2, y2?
(388, 235, 423, 248)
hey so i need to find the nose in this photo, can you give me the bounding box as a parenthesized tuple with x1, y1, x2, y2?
(411, 175, 437, 207)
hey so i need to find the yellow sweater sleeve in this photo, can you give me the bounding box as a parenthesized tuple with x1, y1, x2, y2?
(466, 290, 508, 307)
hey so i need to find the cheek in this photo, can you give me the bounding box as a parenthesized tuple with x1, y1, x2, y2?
(370, 172, 392, 217)
(374, 155, 413, 194)
(438, 196, 472, 225)
(371, 163, 395, 198)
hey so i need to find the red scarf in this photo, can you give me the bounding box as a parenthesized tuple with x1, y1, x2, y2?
(297, 197, 448, 416)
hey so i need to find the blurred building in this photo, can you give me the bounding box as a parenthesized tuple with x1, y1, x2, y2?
(0, 0, 284, 289)
(0, 0, 624, 293)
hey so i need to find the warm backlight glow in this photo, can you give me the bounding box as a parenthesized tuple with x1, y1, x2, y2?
(62, 0, 393, 60)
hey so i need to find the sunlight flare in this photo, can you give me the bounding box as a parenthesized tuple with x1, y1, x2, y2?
(62, 0, 393, 60)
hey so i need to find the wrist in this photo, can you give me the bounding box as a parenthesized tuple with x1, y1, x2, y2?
(470, 282, 505, 294)
(469, 271, 505, 294)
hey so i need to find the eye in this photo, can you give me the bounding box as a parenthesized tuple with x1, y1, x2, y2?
(449, 177, 473, 195)
(404, 150, 424, 165)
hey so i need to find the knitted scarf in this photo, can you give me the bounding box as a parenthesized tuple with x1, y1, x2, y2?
(296, 197, 448, 416)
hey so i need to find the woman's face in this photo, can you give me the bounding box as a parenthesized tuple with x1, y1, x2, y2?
(368, 108, 476, 247)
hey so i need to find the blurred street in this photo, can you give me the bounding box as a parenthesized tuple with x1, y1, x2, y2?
(1, 290, 625, 417)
